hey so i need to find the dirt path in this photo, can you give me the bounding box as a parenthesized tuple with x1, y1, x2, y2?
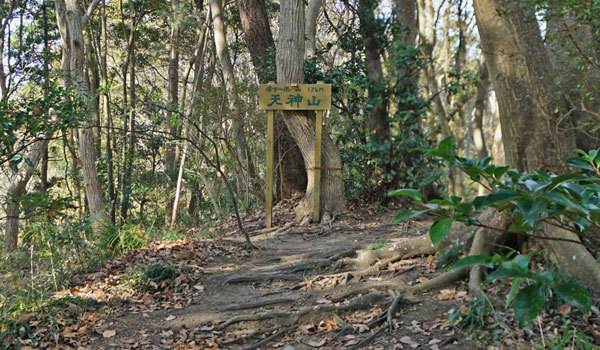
(82, 210, 479, 349)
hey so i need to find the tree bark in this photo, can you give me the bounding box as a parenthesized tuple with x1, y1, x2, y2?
(165, 0, 181, 222)
(237, 0, 307, 198)
(277, 0, 345, 221)
(55, 0, 108, 233)
(211, 0, 259, 195)
(358, 0, 388, 142)
(305, 0, 324, 57)
(4, 134, 52, 251)
(474, 0, 600, 289)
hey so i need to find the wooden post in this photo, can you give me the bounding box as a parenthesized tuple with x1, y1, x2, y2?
(265, 110, 274, 228)
(258, 82, 331, 226)
(313, 109, 322, 223)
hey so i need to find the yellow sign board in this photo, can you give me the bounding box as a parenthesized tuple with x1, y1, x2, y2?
(258, 84, 331, 110)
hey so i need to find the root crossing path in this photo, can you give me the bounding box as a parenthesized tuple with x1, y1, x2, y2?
(90, 211, 479, 349)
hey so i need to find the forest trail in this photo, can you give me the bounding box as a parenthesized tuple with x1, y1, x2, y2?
(60, 207, 478, 350)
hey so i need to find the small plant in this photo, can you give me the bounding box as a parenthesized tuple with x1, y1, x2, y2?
(142, 263, 179, 284)
(436, 247, 463, 271)
(449, 297, 493, 329)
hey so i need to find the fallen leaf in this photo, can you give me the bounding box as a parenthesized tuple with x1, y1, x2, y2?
(555, 303, 571, 316)
(306, 338, 326, 347)
(102, 329, 116, 338)
(165, 315, 176, 321)
(416, 277, 429, 283)
(399, 336, 419, 349)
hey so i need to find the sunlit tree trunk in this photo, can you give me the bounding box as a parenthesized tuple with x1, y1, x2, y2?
(305, 0, 324, 57)
(55, 0, 108, 234)
(237, 0, 307, 199)
(211, 0, 259, 195)
(277, 0, 345, 221)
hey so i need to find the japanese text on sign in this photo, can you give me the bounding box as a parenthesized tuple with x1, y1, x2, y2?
(258, 84, 331, 110)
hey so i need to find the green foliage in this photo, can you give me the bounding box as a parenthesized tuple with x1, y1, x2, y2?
(0, 86, 85, 166)
(391, 138, 599, 327)
(312, 13, 441, 200)
(436, 247, 463, 271)
(449, 297, 492, 329)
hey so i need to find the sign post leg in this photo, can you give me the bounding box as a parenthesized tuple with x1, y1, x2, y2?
(313, 110, 322, 223)
(266, 110, 274, 228)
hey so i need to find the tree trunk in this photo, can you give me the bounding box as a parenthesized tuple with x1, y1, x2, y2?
(100, 0, 116, 225)
(305, 0, 324, 57)
(55, 0, 108, 233)
(4, 134, 52, 251)
(546, 8, 600, 151)
(473, 61, 489, 160)
(473, 0, 600, 289)
(237, 0, 307, 198)
(277, 0, 345, 221)
(358, 0, 388, 142)
(165, 0, 181, 222)
(211, 0, 259, 195)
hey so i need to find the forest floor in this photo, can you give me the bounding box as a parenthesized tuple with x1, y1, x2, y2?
(8, 203, 599, 349)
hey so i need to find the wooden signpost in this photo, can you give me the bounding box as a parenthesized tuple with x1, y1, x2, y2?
(258, 82, 332, 228)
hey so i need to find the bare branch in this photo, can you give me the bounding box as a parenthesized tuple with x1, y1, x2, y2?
(82, 0, 102, 27)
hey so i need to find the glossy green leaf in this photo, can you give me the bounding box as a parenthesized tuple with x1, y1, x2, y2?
(388, 189, 422, 202)
(429, 218, 453, 246)
(394, 209, 429, 223)
(506, 277, 521, 310)
(451, 254, 494, 270)
(473, 190, 520, 210)
(513, 283, 545, 328)
(553, 282, 591, 313)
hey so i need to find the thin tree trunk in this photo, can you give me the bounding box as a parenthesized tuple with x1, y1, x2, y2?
(100, 0, 116, 225)
(4, 133, 52, 251)
(119, 0, 137, 224)
(358, 0, 388, 142)
(211, 0, 259, 194)
(305, 0, 324, 57)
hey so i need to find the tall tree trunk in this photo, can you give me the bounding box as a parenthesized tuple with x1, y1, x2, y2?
(84, 30, 101, 154)
(165, 0, 181, 222)
(119, 0, 137, 224)
(55, 0, 108, 233)
(473, 61, 489, 160)
(100, 0, 116, 225)
(277, 0, 345, 222)
(358, 0, 388, 142)
(473, 0, 600, 289)
(305, 0, 324, 57)
(211, 0, 259, 195)
(417, 0, 462, 197)
(237, 0, 307, 198)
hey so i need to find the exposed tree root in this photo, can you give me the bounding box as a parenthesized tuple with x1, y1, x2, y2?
(467, 208, 511, 296)
(222, 298, 295, 311)
(539, 223, 600, 290)
(241, 326, 295, 350)
(215, 292, 387, 330)
(331, 267, 467, 301)
(225, 273, 303, 284)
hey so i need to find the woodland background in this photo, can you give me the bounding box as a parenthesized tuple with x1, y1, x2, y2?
(1, 0, 600, 347)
